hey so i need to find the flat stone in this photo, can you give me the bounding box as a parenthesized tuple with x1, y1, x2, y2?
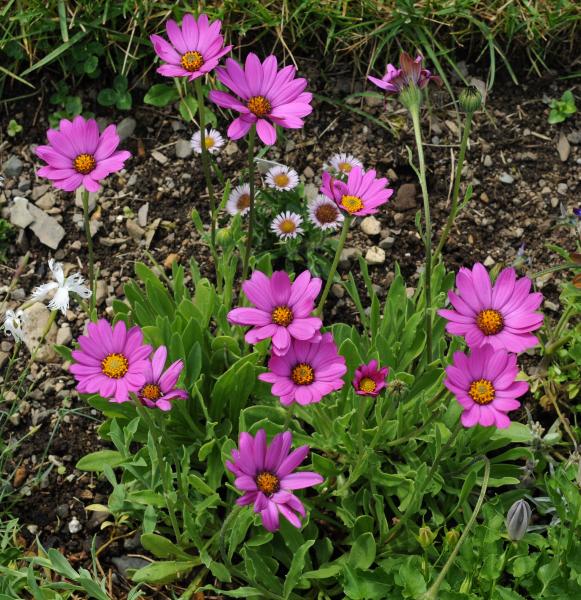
(379, 236, 395, 249)
(151, 150, 168, 165)
(10, 196, 34, 228)
(365, 246, 386, 265)
(484, 255, 495, 267)
(35, 192, 56, 210)
(117, 117, 136, 141)
(126, 219, 145, 241)
(557, 133, 570, 162)
(137, 203, 149, 227)
(95, 280, 108, 306)
(557, 183, 568, 195)
(56, 324, 72, 346)
(499, 173, 514, 184)
(303, 166, 315, 179)
(21, 303, 58, 363)
(27, 202, 66, 249)
(32, 184, 51, 200)
(175, 139, 193, 158)
(3, 155, 23, 177)
(360, 216, 381, 236)
(483, 155, 493, 167)
(225, 141, 239, 156)
(331, 283, 344, 299)
(392, 183, 417, 211)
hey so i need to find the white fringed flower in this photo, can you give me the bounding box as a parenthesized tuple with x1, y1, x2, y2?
(226, 184, 251, 216)
(31, 259, 91, 314)
(191, 129, 225, 155)
(1, 309, 25, 342)
(328, 153, 363, 175)
(265, 165, 299, 191)
(271, 211, 303, 240)
(308, 195, 344, 231)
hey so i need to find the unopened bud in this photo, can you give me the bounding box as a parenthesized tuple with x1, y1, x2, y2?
(459, 86, 483, 113)
(216, 227, 232, 246)
(387, 378, 408, 397)
(506, 499, 532, 541)
(417, 525, 436, 549)
(445, 529, 460, 548)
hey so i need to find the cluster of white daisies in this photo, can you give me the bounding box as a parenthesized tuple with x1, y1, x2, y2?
(191, 128, 364, 243)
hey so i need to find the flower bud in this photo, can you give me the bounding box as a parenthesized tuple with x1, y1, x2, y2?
(506, 499, 532, 541)
(417, 525, 436, 549)
(216, 227, 232, 246)
(444, 529, 460, 548)
(459, 86, 483, 113)
(387, 378, 408, 397)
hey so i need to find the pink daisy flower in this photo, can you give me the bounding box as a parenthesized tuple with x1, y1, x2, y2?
(150, 13, 232, 81)
(320, 166, 393, 217)
(228, 270, 322, 356)
(208, 53, 313, 145)
(35, 116, 131, 193)
(226, 429, 324, 532)
(352, 360, 389, 397)
(438, 263, 544, 353)
(138, 346, 188, 411)
(368, 51, 442, 95)
(70, 319, 152, 403)
(258, 333, 347, 406)
(445, 345, 528, 429)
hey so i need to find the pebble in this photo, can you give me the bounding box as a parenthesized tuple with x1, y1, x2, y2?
(512, 227, 524, 238)
(567, 130, 581, 144)
(379, 236, 395, 249)
(35, 192, 56, 210)
(557, 133, 570, 162)
(303, 166, 314, 179)
(21, 303, 58, 363)
(175, 139, 193, 158)
(14, 198, 65, 249)
(483, 255, 495, 267)
(483, 155, 493, 167)
(95, 280, 108, 306)
(3, 155, 23, 177)
(360, 216, 381, 236)
(339, 247, 362, 269)
(365, 246, 386, 265)
(10, 196, 34, 228)
(550, 197, 560, 208)
(116, 117, 136, 141)
(544, 300, 559, 312)
(126, 219, 145, 241)
(225, 141, 239, 156)
(138, 203, 149, 227)
(164, 253, 179, 269)
(557, 183, 568, 195)
(331, 283, 344, 299)
(68, 517, 82, 534)
(499, 173, 514, 184)
(392, 183, 417, 211)
(56, 324, 73, 346)
(151, 150, 168, 165)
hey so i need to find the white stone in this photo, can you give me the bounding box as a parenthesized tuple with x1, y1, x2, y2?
(21, 303, 58, 363)
(365, 246, 386, 265)
(68, 517, 82, 534)
(360, 216, 381, 236)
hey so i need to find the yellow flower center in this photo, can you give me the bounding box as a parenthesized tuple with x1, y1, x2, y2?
(359, 377, 377, 393)
(338, 161, 352, 173)
(315, 203, 339, 224)
(73, 153, 96, 175)
(141, 383, 162, 401)
(237, 194, 250, 211)
(279, 219, 296, 234)
(468, 379, 495, 405)
(205, 137, 215, 149)
(341, 195, 364, 214)
(273, 173, 290, 188)
(181, 51, 204, 72)
(101, 353, 129, 379)
(247, 95, 272, 117)
(291, 362, 315, 386)
(476, 309, 504, 336)
(256, 471, 280, 496)
(271, 305, 293, 327)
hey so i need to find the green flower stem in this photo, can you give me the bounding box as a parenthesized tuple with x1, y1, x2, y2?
(409, 104, 433, 362)
(219, 504, 243, 567)
(134, 399, 182, 543)
(1, 341, 21, 393)
(241, 123, 257, 283)
(423, 457, 490, 600)
(356, 395, 367, 453)
(81, 189, 96, 318)
(434, 111, 475, 260)
(315, 215, 352, 317)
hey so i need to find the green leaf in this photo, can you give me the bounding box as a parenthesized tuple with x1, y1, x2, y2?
(76, 450, 125, 471)
(140, 533, 192, 560)
(179, 96, 198, 122)
(349, 532, 376, 570)
(116, 91, 132, 110)
(283, 539, 315, 599)
(97, 88, 118, 107)
(144, 84, 180, 107)
(132, 560, 198, 584)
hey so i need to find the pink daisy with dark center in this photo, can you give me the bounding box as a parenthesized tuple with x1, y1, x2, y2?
(226, 429, 324, 532)
(138, 346, 188, 411)
(150, 13, 232, 81)
(320, 166, 393, 217)
(259, 333, 347, 406)
(228, 270, 323, 356)
(35, 116, 131, 192)
(208, 53, 313, 145)
(445, 345, 528, 429)
(70, 320, 152, 403)
(438, 263, 544, 353)
(352, 359, 389, 397)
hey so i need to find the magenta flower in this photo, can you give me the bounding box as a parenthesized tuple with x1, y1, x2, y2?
(35, 116, 131, 193)
(352, 360, 389, 396)
(208, 53, 313, 145)
(70, 320, 152, 403)
(228, 270, 322, 356)
(368, 51, 442, 95)
(259, 333, 346, 406)
(445, 345, 528, 429)
(226, 429, 324, 532)
(438, 263, 544, 353)
(150, 13, 232, 81)
(138, 346, 188, 411)
(320, 167, 393, 216)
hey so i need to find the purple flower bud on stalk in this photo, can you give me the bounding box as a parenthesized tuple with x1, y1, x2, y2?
(506, 499, 532, 541)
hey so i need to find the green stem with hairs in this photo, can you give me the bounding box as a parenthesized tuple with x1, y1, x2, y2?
(316, 215, 352, 317)
(241, 123, 257, 283)
(434, 110, 475, 260)
(81, 189, 96, 319)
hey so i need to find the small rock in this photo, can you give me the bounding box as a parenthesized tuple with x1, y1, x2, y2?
(151, 150, 168, 165)
(557, 183, 568, 195)
(544, 300, 559, 312)
(365, 246, 386, 265)
(13, 465, 27, 488)
(164, 253, 179, 269)
(32, 184, 50, 201)
(480, 192, 489, 204)
(360, 216, 381, 236)
(26, 525, 38, 535)
(126, 219, 145, 241)
(499, 173, 514, 184)
(70, 240, 82, 251)
(137, 203, 149, 227)
(25, 200, 65, 249)
(512, 227, 524, 238)
(387, 168, 398, 181)
(3, 155, 23, 177)
(95, 280, 108, 306)
(484, 255, 495, 267)
(550, 197, 560, 208)
(331, 283, 344, 299)
(117, 117, 136, 142)
(68, 517, 82, 534)
(541, 186, 551, 195)
(303, 166, 315, 179)
(175, 139, 193, 158)
(339, 247, 362, 269)
(10, 196, 34, 228)
(379, 236, 395, 249)
(225, 141, 238, 156)
(21, 303, 58, 363)
(557, 133, 570, 162)
(392, 183, 417, 211)
(56, 504, 70, 519)
(56, 324, 72, 346)
(35, 192, 56, 210)
(566, 130, 581, 145)
(483, 155, 493, 167)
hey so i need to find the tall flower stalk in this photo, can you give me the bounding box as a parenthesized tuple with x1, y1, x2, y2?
(241, 124, 257, 282)
(81, 189, 96, 316)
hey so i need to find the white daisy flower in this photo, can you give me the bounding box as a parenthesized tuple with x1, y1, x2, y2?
(226, 184, 252, 216)
(31, 259, 91, 314)
(308, 195, 344, 231)
(271, 211, 303, 240)
(1, 309, 25, 342)
(328, 153, 363, 175)
(265, 165, 299, 191)
(191, 128, 225, 155)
